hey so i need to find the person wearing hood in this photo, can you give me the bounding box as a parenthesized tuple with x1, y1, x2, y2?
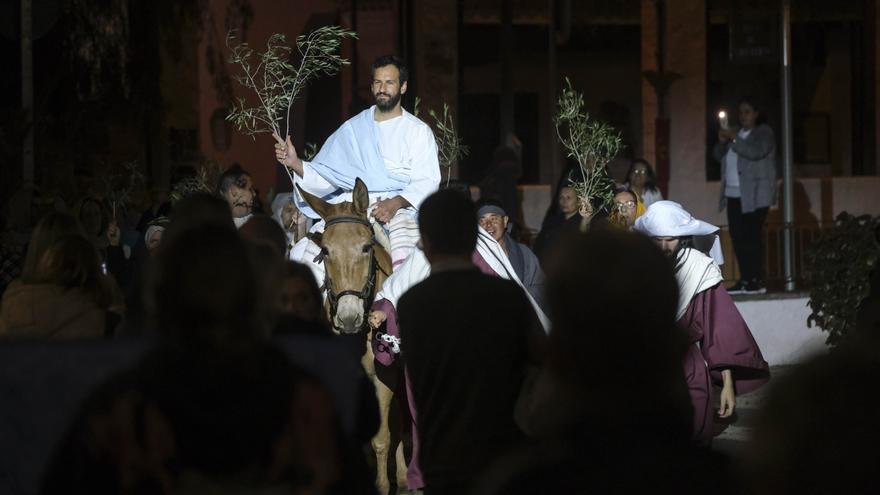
(634, 201, 769, 444)
(477, 200, 544, 307)
(270, 193, 310, 258)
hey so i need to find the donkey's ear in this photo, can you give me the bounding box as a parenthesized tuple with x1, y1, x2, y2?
(352, 178, 369, 216)
(296, 184, 331, 220)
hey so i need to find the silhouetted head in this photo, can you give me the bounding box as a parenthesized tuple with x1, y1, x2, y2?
(35, 234, 112, 308)
(148, 223, 259, 346)
(745, 350, 880, 494)
(418, 189, 478, 263)
(22, 211, 85, 283)
(163, 193, 235, 247)
(544, 229, 691, 439)
(240, 214, 288, 257)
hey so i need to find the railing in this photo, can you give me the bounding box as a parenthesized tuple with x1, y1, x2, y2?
(717, 222, 831, 291)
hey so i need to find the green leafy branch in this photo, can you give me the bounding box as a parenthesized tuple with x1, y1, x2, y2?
(303, 142, 319, 161)
(100, 160, 145, 220)
(170, 161, 223, 204)
(225, 26, 357, 139)
(415, 97, 468, 187)
(554, 78, 622, 216)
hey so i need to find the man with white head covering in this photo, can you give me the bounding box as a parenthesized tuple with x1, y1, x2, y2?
(634, 200, 769, 444)
(270, 193, 310, 258)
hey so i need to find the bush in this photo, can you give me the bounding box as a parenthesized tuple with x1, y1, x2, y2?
(806, 213, 880, 347)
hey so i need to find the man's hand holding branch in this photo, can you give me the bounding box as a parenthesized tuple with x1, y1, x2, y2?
(274, 133, 304, 177)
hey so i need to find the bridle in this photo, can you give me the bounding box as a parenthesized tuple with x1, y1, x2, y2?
(312, 215, 379, 327)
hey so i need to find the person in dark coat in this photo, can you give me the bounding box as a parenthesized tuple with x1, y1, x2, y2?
(397, 190, 543, 495)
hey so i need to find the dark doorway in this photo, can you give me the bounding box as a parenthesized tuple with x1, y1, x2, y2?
(458, 92, 539, 185)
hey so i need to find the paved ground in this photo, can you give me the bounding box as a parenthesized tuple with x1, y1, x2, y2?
(712, 365, 791, 457)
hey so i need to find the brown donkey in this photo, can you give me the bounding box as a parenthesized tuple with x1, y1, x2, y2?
(296, 178, 408, 494)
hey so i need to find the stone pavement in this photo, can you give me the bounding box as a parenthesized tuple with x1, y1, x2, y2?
(712, 365, 791, 457)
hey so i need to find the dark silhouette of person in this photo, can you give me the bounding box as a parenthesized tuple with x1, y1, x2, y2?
(397, 189, 543, 495)
(476, 229, 738, 494)
(744, 349, 880, 495)
(41, 222, 375, 494)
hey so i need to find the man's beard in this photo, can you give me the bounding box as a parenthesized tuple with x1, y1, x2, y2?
(374, 90, 401, 112)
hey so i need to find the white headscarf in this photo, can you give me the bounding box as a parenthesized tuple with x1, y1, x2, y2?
(144, 225, 165, 245)
(633, 200, 724, 265)
(271, 193, 295, 226)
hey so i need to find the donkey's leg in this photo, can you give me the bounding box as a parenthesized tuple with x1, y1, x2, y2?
(395, 441, 408, 489)
(364, 341, 394, 494)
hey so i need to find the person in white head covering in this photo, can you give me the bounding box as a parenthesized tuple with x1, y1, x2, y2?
(634, 200, 769, 445)
(271, 193, 310, 257)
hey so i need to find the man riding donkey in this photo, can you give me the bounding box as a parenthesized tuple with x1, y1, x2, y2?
(275, 54, 439, 282)
(274, 54, 439, 493)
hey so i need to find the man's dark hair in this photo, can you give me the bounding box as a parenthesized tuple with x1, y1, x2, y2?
(216, 164, 251, 196)
(371, 55, 408, 85)
(418, 189, 477, 257)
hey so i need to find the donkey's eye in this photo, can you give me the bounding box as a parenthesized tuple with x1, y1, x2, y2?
(362, 243, 373, 254)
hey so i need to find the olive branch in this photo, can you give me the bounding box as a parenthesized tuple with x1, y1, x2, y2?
(414, 97, 468, 187)
(225, 26, 357, 140)
(170, 161, 224, 204)
(554, 78, 622, 218)
(100, 160, 145, 221)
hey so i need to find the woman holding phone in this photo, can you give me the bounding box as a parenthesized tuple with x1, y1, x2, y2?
(712, 98, 777, 294)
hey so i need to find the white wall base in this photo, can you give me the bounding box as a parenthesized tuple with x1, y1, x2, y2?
(734, 296, 829, 366)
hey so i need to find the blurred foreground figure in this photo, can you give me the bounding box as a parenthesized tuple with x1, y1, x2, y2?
(398, 190, 543, 495)
(0, 212, 120, 338)
(479, 229, 737, 493)
(745, 350, 880, 494)
(41, 222, 373, 494)
(635, 201, 769, 444)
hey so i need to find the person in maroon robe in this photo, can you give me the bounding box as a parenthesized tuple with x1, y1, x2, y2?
(635, 201, 770, 444)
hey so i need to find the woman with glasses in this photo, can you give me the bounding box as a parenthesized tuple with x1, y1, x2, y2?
(609, 187, 646, 230)
(624, 159, 663, 208)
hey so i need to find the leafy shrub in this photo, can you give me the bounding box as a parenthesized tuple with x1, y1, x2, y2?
(806, 213, 880, 347)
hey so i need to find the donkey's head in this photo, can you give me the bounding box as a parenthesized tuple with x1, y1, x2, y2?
(297, 179, 392, 334)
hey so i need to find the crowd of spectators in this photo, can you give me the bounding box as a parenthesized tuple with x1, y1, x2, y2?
(0, 153, 875, 494)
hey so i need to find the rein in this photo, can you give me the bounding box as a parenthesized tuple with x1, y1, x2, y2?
(312, 215, 379, 327)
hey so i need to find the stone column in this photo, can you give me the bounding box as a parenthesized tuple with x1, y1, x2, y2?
(875, 0, 880, 173)
(640, 0, 658, 166)
(665, 0, 710, 218)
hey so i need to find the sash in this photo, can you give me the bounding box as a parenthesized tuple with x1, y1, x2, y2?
(294, 107, 411, 218)
(675, 248, 724, 320)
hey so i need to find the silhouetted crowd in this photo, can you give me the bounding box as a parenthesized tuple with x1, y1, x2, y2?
(0, 172, 878, 495)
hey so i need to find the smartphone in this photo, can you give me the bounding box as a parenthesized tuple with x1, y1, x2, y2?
(718, 111, 729, 130)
